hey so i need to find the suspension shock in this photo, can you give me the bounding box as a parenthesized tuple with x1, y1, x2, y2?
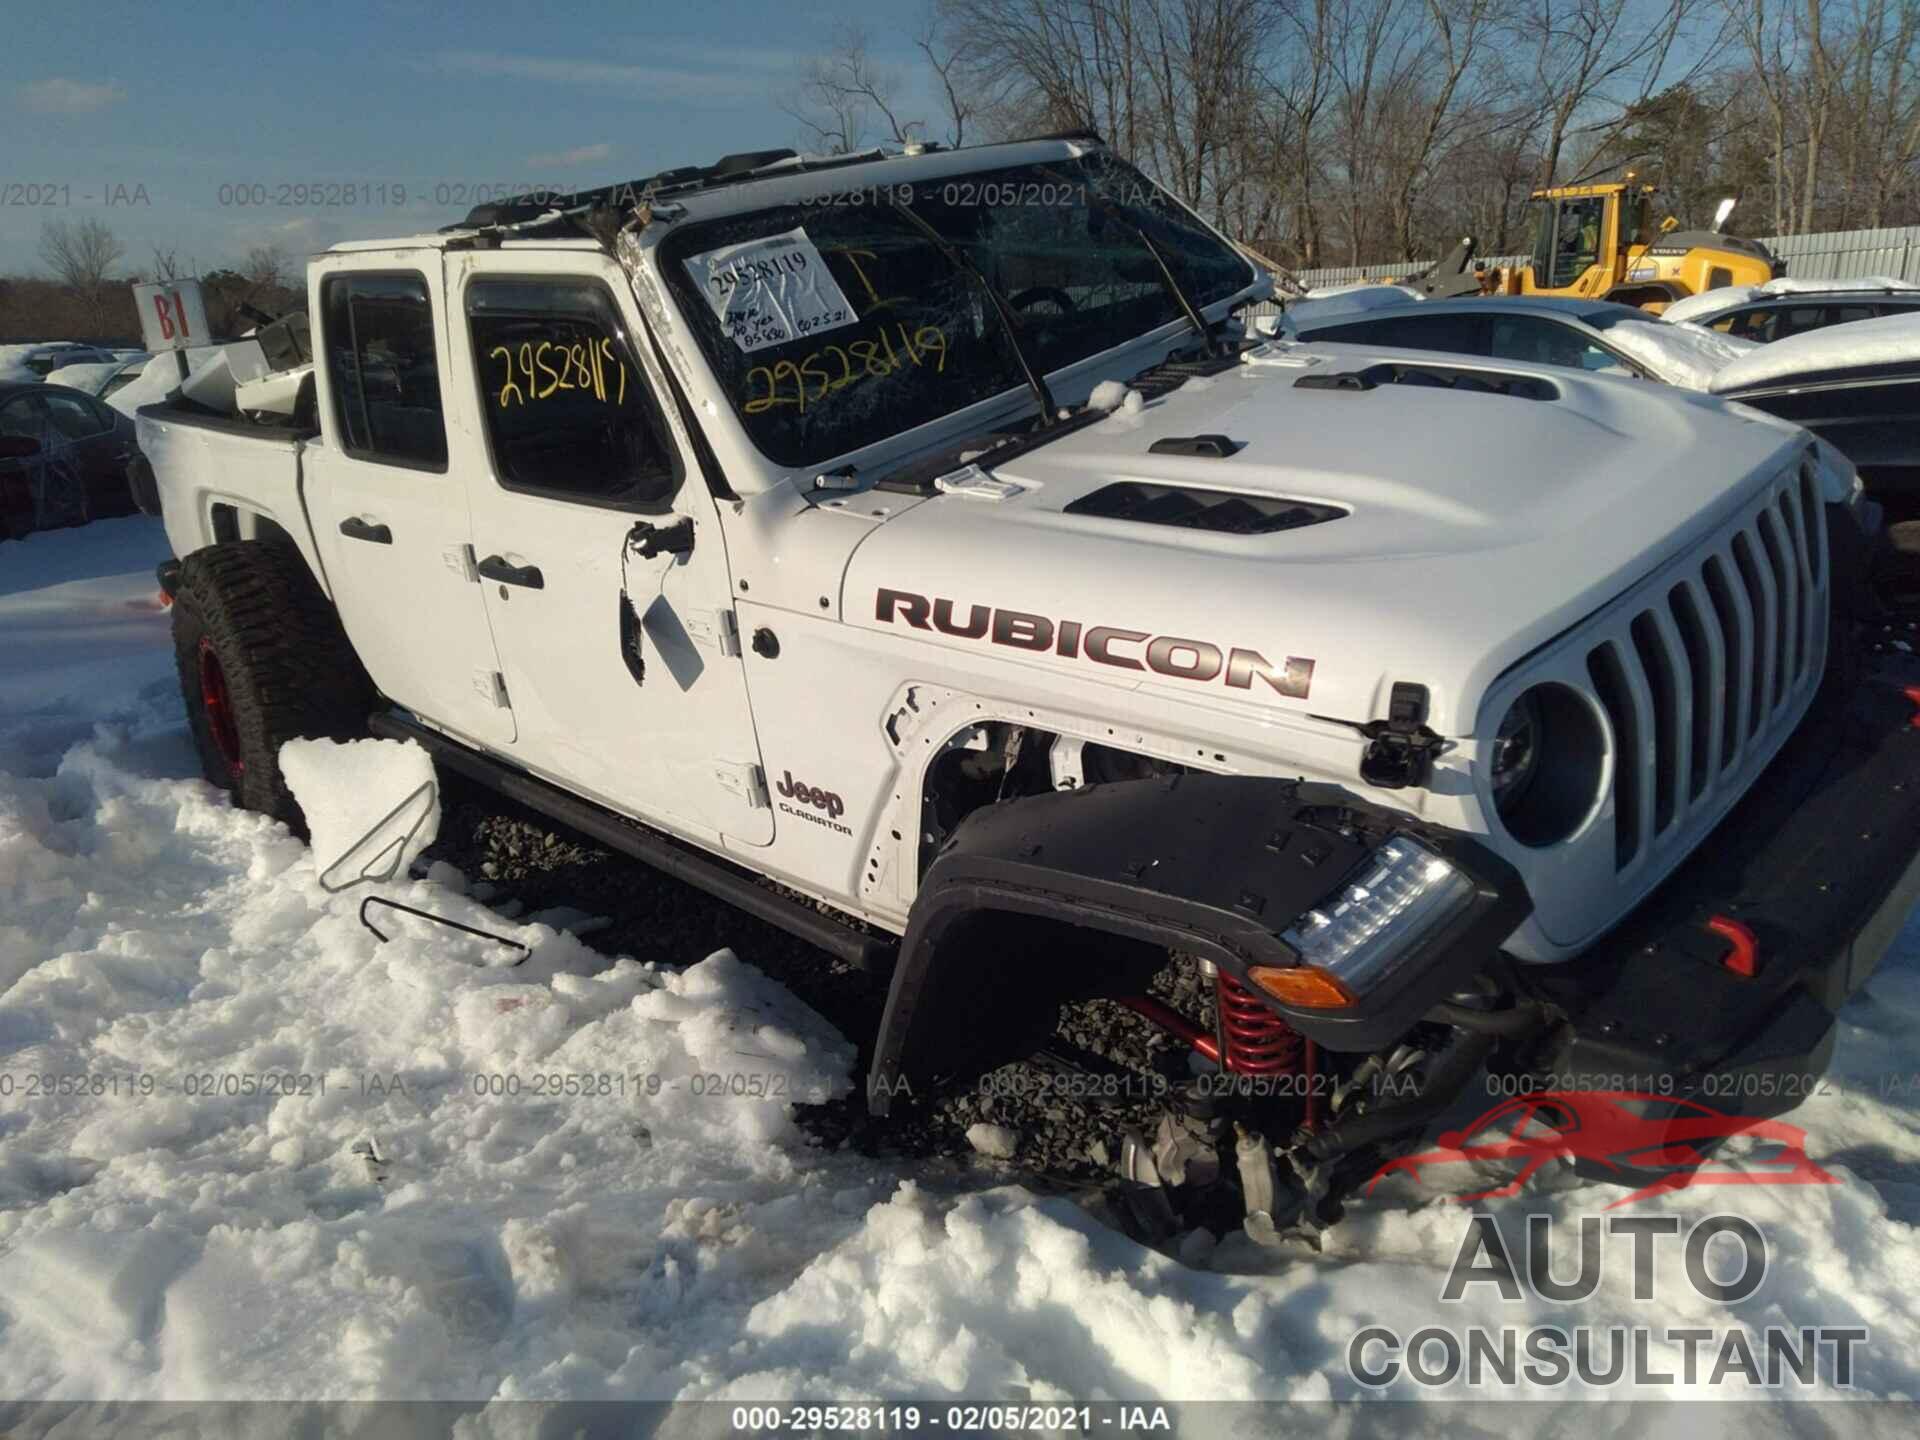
(1213, 970, 1306, 1075)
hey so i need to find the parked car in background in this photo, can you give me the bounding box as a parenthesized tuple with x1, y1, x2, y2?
(1288, 294, 1750, 388)
(1710, 313, 1920, 516)
(1662, 276, 1920, 339)
(17, 342, 121, 376)
(44, 354, 152, 399)
(0, 381, 140, 540)
(1285, 291, 1920, 519)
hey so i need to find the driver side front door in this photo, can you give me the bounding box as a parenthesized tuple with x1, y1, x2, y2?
(445, 251, 773, 846)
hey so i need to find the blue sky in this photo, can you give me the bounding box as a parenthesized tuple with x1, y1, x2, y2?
(4, 0, 942, 274)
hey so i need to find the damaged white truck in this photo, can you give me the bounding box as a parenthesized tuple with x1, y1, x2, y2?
(131, 134, 1920, 1239)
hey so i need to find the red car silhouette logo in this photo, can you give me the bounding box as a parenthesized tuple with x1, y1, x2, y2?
(1368, 1091, 1838, 1208)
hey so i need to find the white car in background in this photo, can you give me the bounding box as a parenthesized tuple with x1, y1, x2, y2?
(43, 354, 152, 399)
(1662, 275, 1920, 338)
(1285, 294, 1754, 389)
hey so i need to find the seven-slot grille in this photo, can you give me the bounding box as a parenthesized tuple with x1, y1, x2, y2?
(1584, 461, 1828, 871)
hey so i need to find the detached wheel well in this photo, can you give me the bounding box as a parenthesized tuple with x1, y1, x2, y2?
(917, 721, 1191, 873)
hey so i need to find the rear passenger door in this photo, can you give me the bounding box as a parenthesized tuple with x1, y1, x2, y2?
(305, 257, 517, 749)
(446, 250, 773, 845)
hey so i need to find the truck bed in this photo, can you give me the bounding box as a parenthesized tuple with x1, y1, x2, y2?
(136, 400, 330, 594)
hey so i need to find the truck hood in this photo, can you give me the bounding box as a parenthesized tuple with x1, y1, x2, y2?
(843, 343, 1806, 736)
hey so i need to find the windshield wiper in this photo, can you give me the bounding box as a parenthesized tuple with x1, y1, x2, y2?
(889, 198, 1059, 426)
(1049, 169, 1223, 359)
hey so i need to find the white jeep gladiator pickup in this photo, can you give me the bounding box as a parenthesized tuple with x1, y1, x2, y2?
(132, 133, 1920, 1236)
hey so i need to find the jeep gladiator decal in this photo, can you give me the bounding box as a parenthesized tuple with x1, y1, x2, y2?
(875, 588, 1315, 699)
(775, 769, 852, 836)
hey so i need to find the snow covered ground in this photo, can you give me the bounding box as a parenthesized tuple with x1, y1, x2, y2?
(3, 518, 1920, 1421)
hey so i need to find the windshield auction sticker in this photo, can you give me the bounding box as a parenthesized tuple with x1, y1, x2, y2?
(682, 227, 858, 354)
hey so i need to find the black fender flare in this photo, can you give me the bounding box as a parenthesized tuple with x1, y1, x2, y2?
(866, 774, 1530, 1114)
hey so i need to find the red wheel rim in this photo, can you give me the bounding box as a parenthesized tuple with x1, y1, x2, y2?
(197, 635, 243, 778)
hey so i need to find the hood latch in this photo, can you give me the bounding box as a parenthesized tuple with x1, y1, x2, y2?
(1359, 682, 1443, 790)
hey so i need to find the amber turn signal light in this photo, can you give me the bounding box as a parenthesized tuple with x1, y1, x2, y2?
(1245, 964, 1355, 1009)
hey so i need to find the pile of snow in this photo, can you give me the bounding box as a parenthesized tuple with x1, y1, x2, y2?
(1086, 379, 1144, 414)
(281, 737, 441, 885)
(2, 518, 1920, 1411)
(105, 347, 219, 420)
(1601, 317, 1757, 390)
(1710, 310, 1920, 393)
(40, 361, 123, 394)
(1279, 284, 1423, 334)
(1663, 274, 1920, 327)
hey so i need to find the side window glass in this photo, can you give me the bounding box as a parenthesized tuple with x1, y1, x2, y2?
(1771, 306, 1823, 340)
(1308, 313, 1484, 354)
(466, 279, 679, 507)
(1489, 316, 1618, 372)
(322, 272, 447, 469)
(1830, 305, 1874, 325)
(1550, 198, 1604, 287)
(0, 397, 45, 440)
(43, 391, 110, 440)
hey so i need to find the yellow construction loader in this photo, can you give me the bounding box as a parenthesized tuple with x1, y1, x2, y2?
(1416, 179, 1781, 310)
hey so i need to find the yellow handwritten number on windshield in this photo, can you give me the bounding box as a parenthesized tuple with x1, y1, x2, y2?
(743, 322, 947, 415)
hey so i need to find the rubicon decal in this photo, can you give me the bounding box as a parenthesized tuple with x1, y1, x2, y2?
(1367, 1091, 1839, 1208)
(875, 588, 1314, 700)
(775, 769, 851, 836)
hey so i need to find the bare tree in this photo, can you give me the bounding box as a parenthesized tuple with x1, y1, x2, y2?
(1508, 0, 1715, 191)
(38, 217, 125, 329)
(781, 26, 920, 152)
(147, 245, 189, 282)
(243, 244, 291, 292)
(915, 8, 978, 145)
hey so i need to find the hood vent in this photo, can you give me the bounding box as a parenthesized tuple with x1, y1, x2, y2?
(1296, 361, 1559, 401)
(1065, 481, 1345, 535)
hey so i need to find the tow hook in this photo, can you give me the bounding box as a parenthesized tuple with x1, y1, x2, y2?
(1359, 682, 1444, 789)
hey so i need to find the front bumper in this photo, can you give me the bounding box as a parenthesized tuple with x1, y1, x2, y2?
(1535, 640, 1920, 1117)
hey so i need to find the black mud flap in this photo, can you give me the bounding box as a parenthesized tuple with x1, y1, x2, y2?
(866, 775, 1529, 1115)
(1538, 648, 1920, 1119)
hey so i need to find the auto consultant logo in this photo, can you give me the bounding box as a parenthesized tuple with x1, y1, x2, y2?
(1346, 1212, 1870, 1391)
(1367, 1090, 1838, 1208)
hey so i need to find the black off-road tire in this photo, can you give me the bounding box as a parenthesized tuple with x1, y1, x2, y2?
(172, 540, 376, 835)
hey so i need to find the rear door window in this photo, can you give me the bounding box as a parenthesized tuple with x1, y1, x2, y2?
(322, 272, 448, 470)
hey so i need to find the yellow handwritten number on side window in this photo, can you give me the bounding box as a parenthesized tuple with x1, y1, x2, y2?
(490, 335, 629, 409)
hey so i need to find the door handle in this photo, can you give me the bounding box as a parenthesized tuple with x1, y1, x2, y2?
(477, 554, 545, 589)
(339, 516, 392, 545)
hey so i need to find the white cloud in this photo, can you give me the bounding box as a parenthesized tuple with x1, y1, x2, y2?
(18, 77, 126, 113)
(527, 142, 614, 169)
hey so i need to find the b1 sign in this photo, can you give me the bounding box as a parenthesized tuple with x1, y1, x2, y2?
(133, 280, 209, 351)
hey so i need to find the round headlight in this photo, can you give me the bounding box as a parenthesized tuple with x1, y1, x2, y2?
(1489, 683, 1603, 848)
(1490, 692, 1543, 812)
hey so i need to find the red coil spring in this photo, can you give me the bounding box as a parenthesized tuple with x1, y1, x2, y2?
(1214, 971, 1305, 1075)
